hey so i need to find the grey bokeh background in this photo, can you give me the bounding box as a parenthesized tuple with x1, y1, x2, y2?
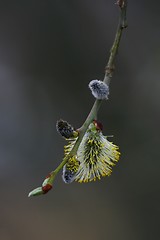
(0, 1, 159, 240)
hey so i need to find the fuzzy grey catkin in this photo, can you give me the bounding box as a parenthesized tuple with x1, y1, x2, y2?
(62, 165, 76, 184)
(89, 80, 109, 99)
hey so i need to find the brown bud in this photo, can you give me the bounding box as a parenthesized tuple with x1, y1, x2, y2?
(42, 184, 52, 194)
(93, 120, 103, 131)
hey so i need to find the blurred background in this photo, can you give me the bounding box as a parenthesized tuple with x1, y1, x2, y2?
(0, 0, 159, 240)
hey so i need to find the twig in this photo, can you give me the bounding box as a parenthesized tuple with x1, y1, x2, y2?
(28, 1, 128, 196)
(53, 0, 128, 176)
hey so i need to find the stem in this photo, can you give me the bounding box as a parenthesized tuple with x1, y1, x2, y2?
(29, 1, 128, 193)
(47, 1, 128, 186)
(104, 0, 128, 85)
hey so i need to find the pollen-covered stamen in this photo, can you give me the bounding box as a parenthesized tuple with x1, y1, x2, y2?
(64, 138, 77, 155)
(61, 122, 120, 184)
(74, 123, 120, 183)
(62, 156, 80, 184)
(84, 138, 103, 179)
(62, 136, 79, 184)
(89, 80, 109, 100)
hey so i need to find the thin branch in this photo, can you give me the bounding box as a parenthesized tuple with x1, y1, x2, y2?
(28, 1, 128, 196)
(104, 0, 128, 85)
